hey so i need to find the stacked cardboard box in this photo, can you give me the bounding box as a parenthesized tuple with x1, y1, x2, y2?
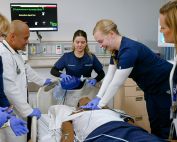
(114, 78, 151, 132)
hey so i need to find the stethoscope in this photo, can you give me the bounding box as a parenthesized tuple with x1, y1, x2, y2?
(1, 42, 21, 75)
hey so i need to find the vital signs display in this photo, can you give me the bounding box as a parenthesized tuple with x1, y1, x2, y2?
(10, 3, 58, 31)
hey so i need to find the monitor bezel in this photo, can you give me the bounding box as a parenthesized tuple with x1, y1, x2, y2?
(10, 3, 58, 32)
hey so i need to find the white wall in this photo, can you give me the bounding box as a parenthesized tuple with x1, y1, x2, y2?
(0, 0, 167, 50)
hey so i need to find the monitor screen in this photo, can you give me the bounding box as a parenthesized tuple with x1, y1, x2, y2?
(158, 19, 174, 47)
(10, 3, 58, 31)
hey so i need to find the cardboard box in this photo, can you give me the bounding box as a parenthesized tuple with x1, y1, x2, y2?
(134, 115, 151, 132)
(124, 78, 137, 86)
(124, 96, 148, 116)
(113, 86, 125, 110)
(124, 86, 144, 97)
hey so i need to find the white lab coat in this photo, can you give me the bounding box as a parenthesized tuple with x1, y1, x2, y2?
(0, 40, 45, 117)
(0, 40, 45, 142)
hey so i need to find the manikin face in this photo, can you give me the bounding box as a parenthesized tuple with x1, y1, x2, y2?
(94, 30, 115, 52)
(73, 36, 87, 53)
(159, 14, 174, 43)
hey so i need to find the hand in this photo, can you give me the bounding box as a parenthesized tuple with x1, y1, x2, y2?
(80, 98, 101, 110)
(61, 76, 81, 90)
(0, 107, 11, 127)
(44, 78, 52, 86)
(60, 74, 72, 82)
(28, 108, 41, 120)
(0, 106, 13, 114)
(87, 79, 97, 86)
(10, 116, 29, 136)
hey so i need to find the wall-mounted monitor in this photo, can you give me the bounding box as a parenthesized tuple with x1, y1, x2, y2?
(10, 3, 58, 32)
(158, 19, 174, 47)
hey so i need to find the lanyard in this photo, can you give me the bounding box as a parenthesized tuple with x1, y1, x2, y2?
(111, 51, 118, 65)
(1, 42, 21, 75)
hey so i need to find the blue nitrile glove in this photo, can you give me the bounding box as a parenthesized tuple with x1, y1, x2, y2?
(0, 107, 11, 127)
(60, 73, 72, 82)
(44, 78, 52, 86)
(80, 97, 101, 110)
(28, 108, 41, 120)
(61, 76, 81, 90)
(87, 79, 97, 86)
(10, 116, 29, 136)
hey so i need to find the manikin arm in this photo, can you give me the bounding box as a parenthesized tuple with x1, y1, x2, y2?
(61, 121, 74, 142)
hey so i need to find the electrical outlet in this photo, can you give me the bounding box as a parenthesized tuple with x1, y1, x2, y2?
(31, 45, 36, 55)
(43, 46, 46, 54)
(55, 45, 62, 54)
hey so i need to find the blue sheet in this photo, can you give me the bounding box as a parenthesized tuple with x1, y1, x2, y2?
(84, 121, 167, 142)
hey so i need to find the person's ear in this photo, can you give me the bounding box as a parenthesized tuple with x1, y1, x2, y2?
(109, 30, 115, 38)
(8, 33, 15, 42)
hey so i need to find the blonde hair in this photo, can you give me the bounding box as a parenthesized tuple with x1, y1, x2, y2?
(0, 13, 10, 37)
(160, 0, 177, 51)
(93, 19, 119, 36)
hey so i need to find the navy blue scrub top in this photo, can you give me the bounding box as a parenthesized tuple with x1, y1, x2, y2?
(0, 56, 10, 107)
(110, 37, 173, 94)
(54, 51, 103, 78)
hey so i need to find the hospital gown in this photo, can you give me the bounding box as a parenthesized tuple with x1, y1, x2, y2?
(48, 105, 166, 142)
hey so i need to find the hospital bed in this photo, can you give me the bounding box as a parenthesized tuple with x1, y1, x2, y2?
(30, 80, 100, 142)
(30, 81, 168, 142)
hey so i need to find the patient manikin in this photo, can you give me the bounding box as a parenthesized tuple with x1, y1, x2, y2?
(48, 97, 165, 142)
(49, 105, 123, 141)
(66, 108, 124, 141)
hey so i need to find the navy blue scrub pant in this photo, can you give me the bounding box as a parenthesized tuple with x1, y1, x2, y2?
(144, 92, 172, 139)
